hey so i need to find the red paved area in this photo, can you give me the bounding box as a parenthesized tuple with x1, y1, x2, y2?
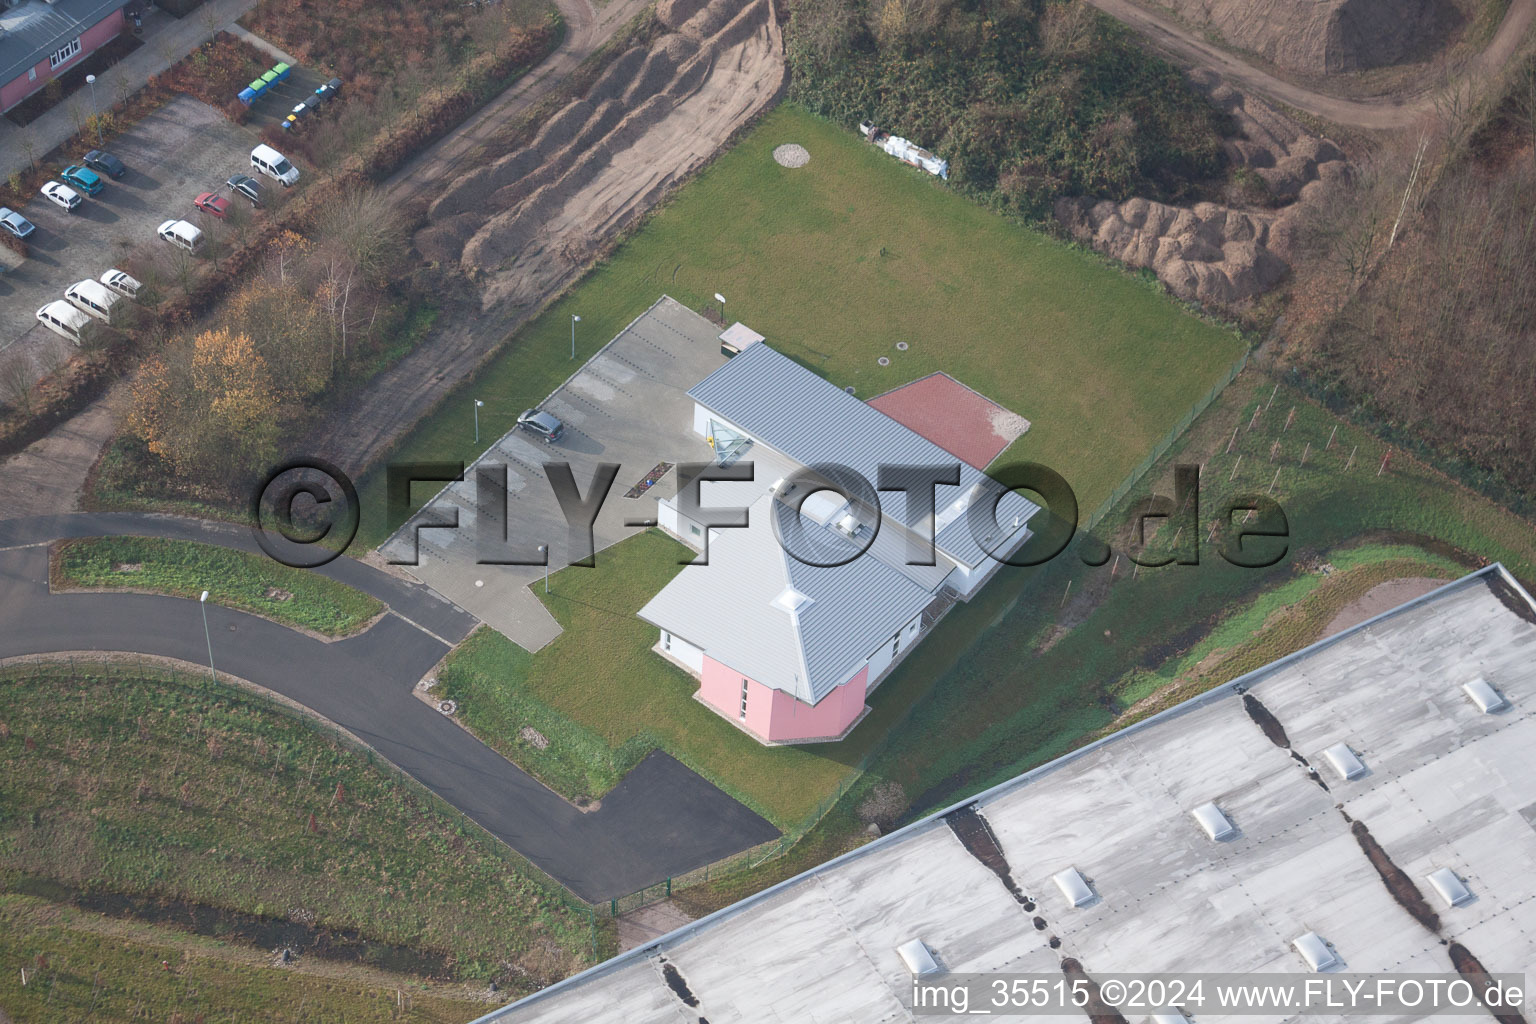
(868, 372, 1030, 470)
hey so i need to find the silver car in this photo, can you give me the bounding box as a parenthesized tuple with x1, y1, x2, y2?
(0, 206, 36, 238)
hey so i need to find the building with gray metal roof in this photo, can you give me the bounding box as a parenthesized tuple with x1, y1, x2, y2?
(477, 564, 1536, 1023)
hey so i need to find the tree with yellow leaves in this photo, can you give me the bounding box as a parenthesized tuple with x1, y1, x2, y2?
(130, 327, 282, 488)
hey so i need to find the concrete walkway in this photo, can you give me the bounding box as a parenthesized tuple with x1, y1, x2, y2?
(0, 512, 781, 900)
(0, 0, 263, 181)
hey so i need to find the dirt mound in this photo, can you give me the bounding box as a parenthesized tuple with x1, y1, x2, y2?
(1056, 75, 1349, 309)
(413, 0, 785, 312)
(1155, 0, 1464, 74)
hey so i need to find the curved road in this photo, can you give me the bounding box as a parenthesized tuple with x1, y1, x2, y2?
(1084, 0, 1536, 128)
(0, 514, 778, 902)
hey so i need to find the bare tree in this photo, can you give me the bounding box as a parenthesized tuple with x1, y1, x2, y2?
(0, 351, 35, 415)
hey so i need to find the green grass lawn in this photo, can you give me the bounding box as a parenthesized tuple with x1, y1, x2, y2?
(857, 368, 1536, 814)
(353, 103, 1245, 548)
(52, 536, 384, 637)
(436, 529, 938, 828)
(0, 663, 601, 995)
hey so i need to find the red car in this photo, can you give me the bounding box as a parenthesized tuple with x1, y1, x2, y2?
(194, 191, 231, 219)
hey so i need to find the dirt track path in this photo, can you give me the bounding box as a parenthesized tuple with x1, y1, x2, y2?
(1084, 0, 1536, 128)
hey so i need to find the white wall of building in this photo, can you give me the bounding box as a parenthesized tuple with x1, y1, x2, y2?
(659, 629, 706, 674)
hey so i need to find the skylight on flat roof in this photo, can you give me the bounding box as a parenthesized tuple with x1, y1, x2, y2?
(1150, 1011, 1193, 1024)
(1292, 932, 1340, 972)
(1191, 802, 1237, 841)
(896, 938, 940, 976)
(1425, 868, 1474, 907)
(1052, 868, 1095, 907)
(1463, 678, 1509, 714)
(1322, 743, 1367, 781)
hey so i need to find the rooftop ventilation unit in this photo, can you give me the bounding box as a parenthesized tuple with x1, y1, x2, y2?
(1191, 802, 1237, 841)
(896, 938, 941, 976)
(1292, 932, 1340, 972)
(1425, 868, 1474, 907)
(1322, 743, 1367, 781)
(1462, 678, 1509, 714)
(1052, 868, 1095, 907)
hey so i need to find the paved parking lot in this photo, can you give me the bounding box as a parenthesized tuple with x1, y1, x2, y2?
(0, 96, 262, 368)
(382, 297, 729, 650)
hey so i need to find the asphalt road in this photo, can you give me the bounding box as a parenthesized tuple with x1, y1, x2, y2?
(0, 514, 779, 901)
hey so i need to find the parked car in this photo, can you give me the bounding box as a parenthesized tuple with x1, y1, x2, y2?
(194, 191, 231, 219)
(40, 181, 83, 212)
(65, 278, 123, 324)
(83, 149, 127, 179)
(516, 409, 565, 443)
(250, 144, 299, 187)
(0, 207, 35, 238)
(225, 173, 263, 206)
(36, 300, 92, 344)
(157, 219, 203, 252)
(61, 164, 104, 195)
(100, 268, 143, 299)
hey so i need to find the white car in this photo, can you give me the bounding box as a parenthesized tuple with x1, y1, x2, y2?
(157, 219, 203, 252)
(36, 300, 92, 344)
(40, 181, 83, 212)
(0, 206, 36, 238)
(100, 268, 143, 299)
(250, 143, 300, 187)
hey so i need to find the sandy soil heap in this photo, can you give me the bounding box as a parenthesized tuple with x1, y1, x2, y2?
(416, 0, 786, 311)
(1056, 71, 1351, 308)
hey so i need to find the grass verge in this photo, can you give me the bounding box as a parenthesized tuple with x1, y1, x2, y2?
(353, 103, 1245, 548)
(51, 536, 384, 638)
(0, 662, 604, 995)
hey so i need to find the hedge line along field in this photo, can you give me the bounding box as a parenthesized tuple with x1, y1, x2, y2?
(353, 103, 1244, 547)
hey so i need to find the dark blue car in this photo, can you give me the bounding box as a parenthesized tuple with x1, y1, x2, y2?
(83, 150, 127, 179)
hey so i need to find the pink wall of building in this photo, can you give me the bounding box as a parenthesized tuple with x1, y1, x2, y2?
(1, 9, 125, 113)
(699, 655, 868, 743)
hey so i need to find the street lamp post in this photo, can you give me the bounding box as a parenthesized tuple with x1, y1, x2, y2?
(198, 590, 216, 682)
(474, 399, 484, 444)
(86, 74, 101, 146)
(570, 314, 581, 360)
(714, 292, 726, 322)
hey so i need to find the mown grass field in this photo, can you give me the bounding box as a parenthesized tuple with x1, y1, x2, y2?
(437, 529, 937, 828)
(353, 103, 1245, 547)
(51, 536, 384, 637)
(0, 664, 602, 1005)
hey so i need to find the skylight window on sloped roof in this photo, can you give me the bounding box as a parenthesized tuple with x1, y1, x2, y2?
(1322, 743, 1367, 781)
(1463, 678, 1509, 714)
(1191, 802, 1237, 841)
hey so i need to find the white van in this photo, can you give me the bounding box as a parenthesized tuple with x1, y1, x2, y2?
(36, 300, 92, 344)
(250, 144, 300, 187)
(157, 219, 203, 252)
(100, 268, 142, 300)
(65, 278, 123, 324)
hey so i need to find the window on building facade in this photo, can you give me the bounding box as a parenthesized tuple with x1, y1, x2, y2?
(662, 632, 672, 651)
(50, 37, 82, 69)
(739, 678, 749, 719)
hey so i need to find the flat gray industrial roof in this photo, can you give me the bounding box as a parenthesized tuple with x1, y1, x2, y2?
(479, 564, 1536, 1023)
